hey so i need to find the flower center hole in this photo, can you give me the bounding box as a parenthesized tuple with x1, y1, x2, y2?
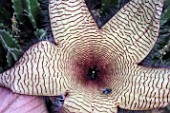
(87, 66, 100, 80)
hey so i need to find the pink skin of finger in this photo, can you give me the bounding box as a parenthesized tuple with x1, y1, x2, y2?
(0, 87, 48, 113)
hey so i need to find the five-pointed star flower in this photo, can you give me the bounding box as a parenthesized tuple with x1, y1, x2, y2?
(0, 0, 170, 112)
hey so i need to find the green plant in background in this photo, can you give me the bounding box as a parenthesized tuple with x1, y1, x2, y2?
(0, 0, 46, 73)
(12, 0, 47, 41)
(141, 0, 170, 69)
(158, 0, 170, 58)
(12, 0, 40, 29)
(0, 30, 21, 67)
(0, 0, 170, 113)
(90, 0, 170, 66)
(12, 0, 45, 37)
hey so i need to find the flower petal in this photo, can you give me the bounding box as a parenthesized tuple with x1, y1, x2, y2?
(117, 64, 170, 110)
(61, 91, 118, 113)
(0, 41, 68, 96)
(102, 0, 164, 63)
(49, 0, 97, 44)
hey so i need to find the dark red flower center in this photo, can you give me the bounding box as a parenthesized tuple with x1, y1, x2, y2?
(87, 66, 99, 80)
(69, 49, 117, 91)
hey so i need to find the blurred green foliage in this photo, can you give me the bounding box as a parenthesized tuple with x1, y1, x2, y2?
(0, 1, 170, 112)
(12, 0, 41, 29)
(149, 0, 170, 66)
(0, 0, 170, 77)
(0, 30, 21, 67)
(0, 0, 46, 73)
(89, 0, 170, 67)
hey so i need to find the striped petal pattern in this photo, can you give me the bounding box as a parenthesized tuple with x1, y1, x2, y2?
(118, 64, 170, 110)
(102, 0, 164, 63)
(49, 0, 98, 44)
(0, 41, 68, 96)
(0, 0, 170, 113)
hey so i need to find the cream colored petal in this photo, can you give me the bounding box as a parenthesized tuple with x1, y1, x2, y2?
(0, 41, 69, 96)
(102, 0, 164, 63)
(49, 0, 98, 44)
(61, 91, 118, 113)
(118, 64, 170, 110)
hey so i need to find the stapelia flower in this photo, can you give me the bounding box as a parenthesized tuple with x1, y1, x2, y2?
(0, 0, 170, 112)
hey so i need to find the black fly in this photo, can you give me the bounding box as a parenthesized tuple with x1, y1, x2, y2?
(101, 88, 112, 94)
